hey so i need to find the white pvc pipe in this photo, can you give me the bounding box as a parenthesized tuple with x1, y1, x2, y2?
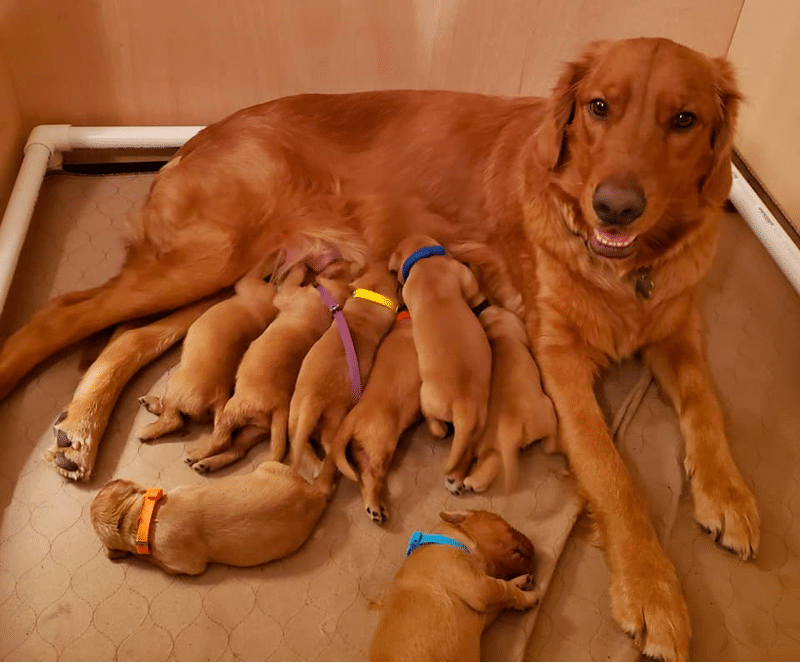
(729, 164, 800, 296)
(0, 124, 204, 313)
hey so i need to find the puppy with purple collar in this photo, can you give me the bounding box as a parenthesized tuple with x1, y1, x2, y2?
(370, 510, 540, 661)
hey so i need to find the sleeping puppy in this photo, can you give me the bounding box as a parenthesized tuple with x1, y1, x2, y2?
(137, 273, 278, 440)
(369, 510, 540, 661)
(89, 454, 338, 574)
(388, 235, 492, 478)
(331, 310, 422, 522)
(290, 262, 398, 480)
(184, 264, 351, 473)
(447, 305, 557, 494)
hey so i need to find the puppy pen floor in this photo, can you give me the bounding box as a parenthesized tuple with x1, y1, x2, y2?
(0, 172, 798, 661)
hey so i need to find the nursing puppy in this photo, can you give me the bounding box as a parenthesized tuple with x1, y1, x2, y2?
(370, 510, 540, 661)
(89, 455, 338, 574)
(388, 235, 491, 477)
(290, 262, 398, 480)
(137, 274, 278, 440)
(184, 264, 351, 472)
(448, 305, 557, 494)
(331, 310, 422, 522)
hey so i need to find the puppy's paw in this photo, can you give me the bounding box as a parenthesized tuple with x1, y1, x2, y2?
(191, 461, 210, 475)
(46, 411, 98, 481)
(510, 574, 541, 609)
(610, 551, 690, 662)
(445, 476, 468, 495)
(511, 573, 536, 591)
(686, 457, 760, 560)
(366, 504, 388, 524)
(138, 395, 163, 414)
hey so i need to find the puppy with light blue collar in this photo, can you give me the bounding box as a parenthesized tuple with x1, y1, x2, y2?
(369, 509, 540, 661)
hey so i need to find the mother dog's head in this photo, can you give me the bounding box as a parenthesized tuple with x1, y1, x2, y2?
(532, 37, 741, 263)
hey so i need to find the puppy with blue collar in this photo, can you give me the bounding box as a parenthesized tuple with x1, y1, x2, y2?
(388, 235, 492, 484)
(370, 509, 540, 661)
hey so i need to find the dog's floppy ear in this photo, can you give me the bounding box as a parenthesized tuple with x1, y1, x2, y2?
(700, 56, 742, 205)
(532, 41, 606, 171)
(439, 510, 469, 524)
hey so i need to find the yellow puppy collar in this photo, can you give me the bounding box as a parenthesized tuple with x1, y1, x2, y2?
(135, 488, 164, 555)
(352, 288, 398, 312)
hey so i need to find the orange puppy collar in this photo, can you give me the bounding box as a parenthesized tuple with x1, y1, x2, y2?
(396, 310, 411, 322)
(135, 488, 164, 555)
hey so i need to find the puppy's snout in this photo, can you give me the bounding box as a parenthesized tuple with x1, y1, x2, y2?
(592, 179, 646, 227)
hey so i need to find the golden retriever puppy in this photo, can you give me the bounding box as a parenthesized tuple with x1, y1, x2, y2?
(331, 310, 422, 522)
(89, 455, 338, 575)
(447, 305, 557, 494)
(388, 235, 491, 477)
(290, 262, 398, 480)
(184, 265, 351, 472)
(137, 274, 278, 440)
(370, 509, 540, 661)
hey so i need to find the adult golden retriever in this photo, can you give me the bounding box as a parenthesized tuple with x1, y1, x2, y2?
(0, 37, 758, 660)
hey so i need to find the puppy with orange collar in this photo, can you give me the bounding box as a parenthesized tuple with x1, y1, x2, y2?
(89, 454, 338, 575)
(447, 304, 557, 494)
(290, 262, 398, 480)
(369, 510, 540, 661)
(184, 263, 351, 472)
(331, 308, 422, 522)
(388, 236, 491, 479)
(137, 273, 278, 440)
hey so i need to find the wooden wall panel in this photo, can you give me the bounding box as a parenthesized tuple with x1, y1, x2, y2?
(0, 52, 22, 212)
(728, 0, 800, 226)
(0, 0, 743, 133)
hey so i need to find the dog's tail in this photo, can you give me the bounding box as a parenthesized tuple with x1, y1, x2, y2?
(329, 413, 359, 482)
(269, 409, 289, 462)
(445, 404, 485, 474)
(498, 419, 523, 494)
(313, 452, 339, 499)
(289, 408, 322, 481)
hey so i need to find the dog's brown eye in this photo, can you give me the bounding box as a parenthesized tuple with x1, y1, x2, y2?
(589, 98, 609, 118)
(671, 112, 695, 129)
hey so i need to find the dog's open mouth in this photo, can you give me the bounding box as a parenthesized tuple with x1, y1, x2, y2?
(588, 228, 637, 259)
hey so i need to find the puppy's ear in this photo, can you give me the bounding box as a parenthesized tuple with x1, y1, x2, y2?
(388, 248, 404, 282)
(700, 56, 743, 205)
(532, 40, 606, 171)
(107, 548, 131, 560)
(439, 510, 469, 524)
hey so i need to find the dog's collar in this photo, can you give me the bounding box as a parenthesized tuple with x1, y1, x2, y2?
(352, 288, 398, 312)
(135, 488, 164, 555)
(396, 309, 411, 322)
(406, 530, 471, 556)
(316, 285, 362, 403)
(401, 245, 446, 282)
(471, 299, 491, 317)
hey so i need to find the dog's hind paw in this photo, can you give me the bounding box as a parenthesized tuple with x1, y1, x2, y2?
(366, 504, 388, 523)
(138, 395, 163, 415)
(445, 476, 467, 495)
(189, 460, 210, 475)
(46, 413, 98, 481)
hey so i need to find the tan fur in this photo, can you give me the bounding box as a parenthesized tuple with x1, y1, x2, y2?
(184, 267, 351, 472)
(369, 510, 540, 661)
(137, 274, 278, 440)
(389, 235, 492, 477)
(330, 314, 422, 522)
(0, 38, 759, 661)
(448, 305, 557, 494)
(289, 262, 398, 479)
(89, 456, 338, 574)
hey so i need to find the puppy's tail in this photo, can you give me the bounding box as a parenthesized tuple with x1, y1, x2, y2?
(445, 405, 484, 474)
(289, 410, 321, 480)
(498, 419, 523, 494)
(269, 409, 289, 462)
(313, 453, 339, 499)
(330, 414, 359, 482)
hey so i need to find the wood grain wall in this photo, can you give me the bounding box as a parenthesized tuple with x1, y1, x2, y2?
(0, 54, 21, 212)
(0, 0, 744, 206)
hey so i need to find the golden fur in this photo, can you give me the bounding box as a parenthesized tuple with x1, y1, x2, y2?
(0, 38, 759, 660)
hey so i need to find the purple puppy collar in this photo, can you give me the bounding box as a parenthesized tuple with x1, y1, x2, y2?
(315, 285, 361, 403)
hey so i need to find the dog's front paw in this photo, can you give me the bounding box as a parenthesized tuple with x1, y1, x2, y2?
(46, 411, 98, 481)
(610, 553, 690, 662)
(138, 395, 163, 414)
(445, 476, 468, 495)
(510, 574, 541, 609)
(686, 457, 760, 560)
(190, 461, 211, 475)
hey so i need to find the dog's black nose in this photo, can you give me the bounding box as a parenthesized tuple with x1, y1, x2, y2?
(592, 180, 646, 227)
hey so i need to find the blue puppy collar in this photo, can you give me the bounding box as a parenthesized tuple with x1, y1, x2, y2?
(406, 530, 471, 556)
(401, 245, 446, 282)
